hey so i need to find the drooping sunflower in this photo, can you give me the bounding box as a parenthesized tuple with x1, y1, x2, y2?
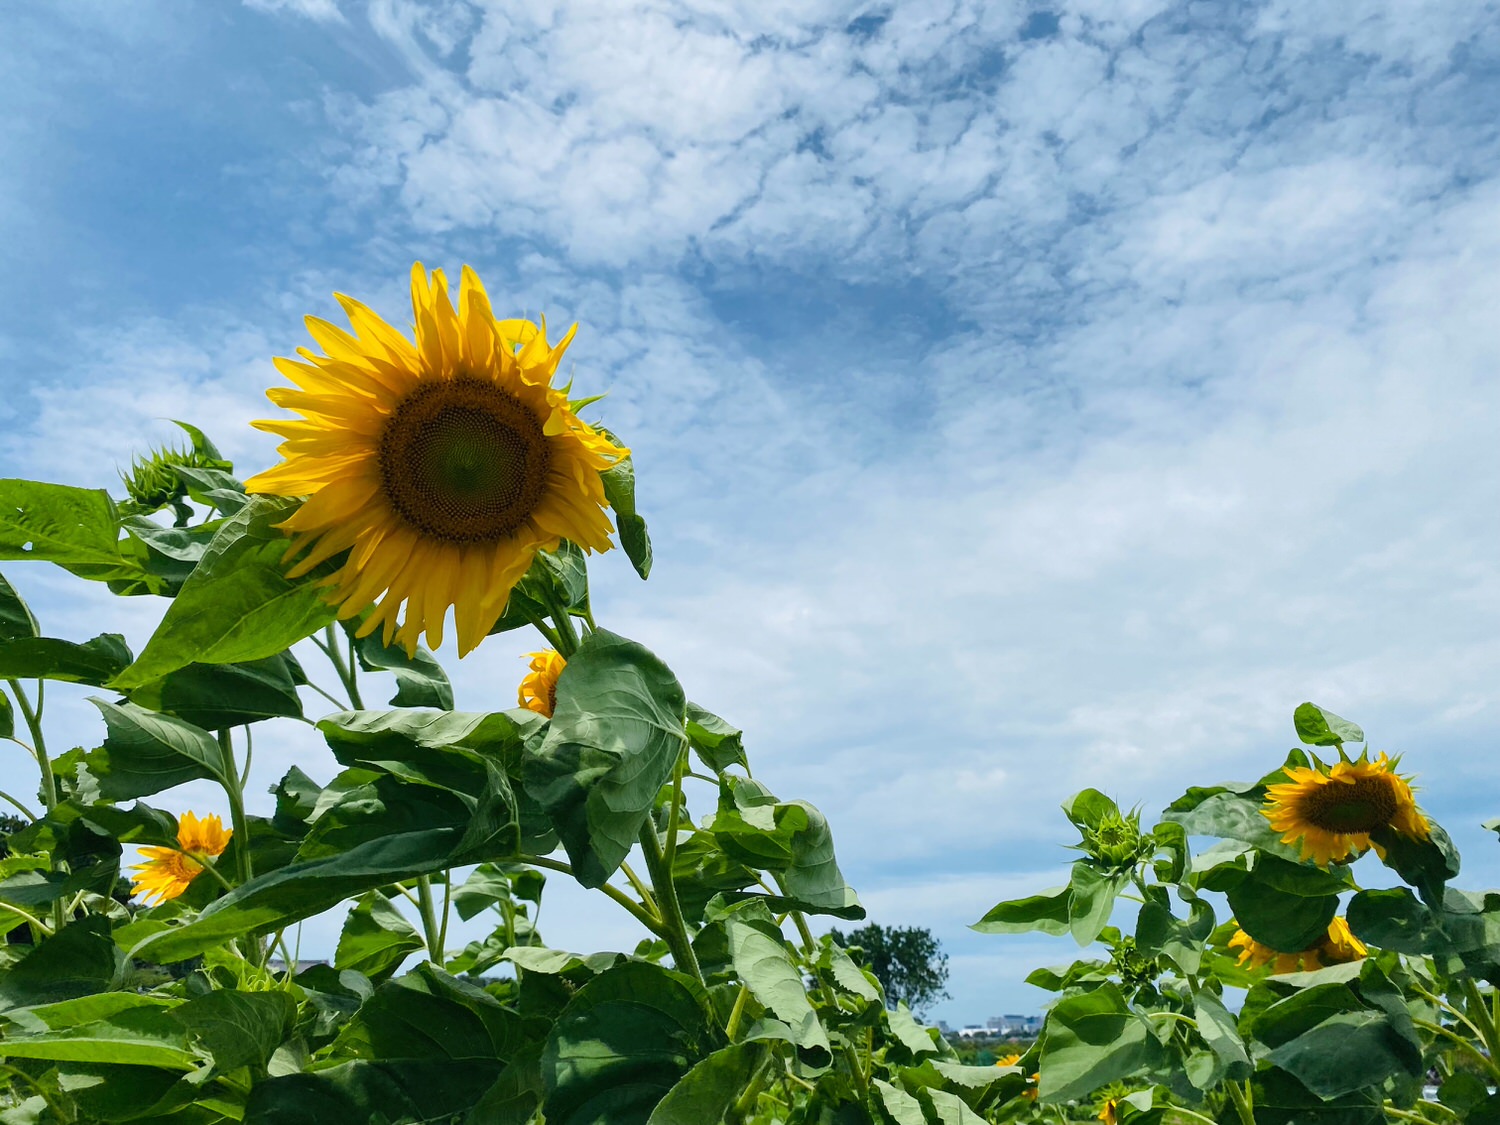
(1228, 916, 1367, 975)
(1262, 752, 1429, 866)
(1097, 1098, 1120, 1125)
(518, 649, 566, 718)
(245, 264, 626, 657)
(130, 811, 232, 905)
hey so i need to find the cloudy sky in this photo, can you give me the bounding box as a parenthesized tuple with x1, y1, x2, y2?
(2, 0, 1499, 1022)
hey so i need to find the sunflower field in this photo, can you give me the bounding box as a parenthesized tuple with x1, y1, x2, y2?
(1, 265, 1499, 1125)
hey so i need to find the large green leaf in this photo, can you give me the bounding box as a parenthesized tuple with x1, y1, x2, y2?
(243, 1061, 504, 1125)
(0, 570, 39, 641)
(708, 777, 863, 919)
(971, 886, 1071, 936)
(542, 960, 717, 1125)
(0, 917, 126, 1010)
(81, 699, 230, 800)
(126, 654, 305, 730)
(112, 496, 338, 689)
(1036, 984, 1164, 1103)
(1224, 854, 1342, 952)
(172, 989, 297, 1074)
(0, 633, 132, 685)
(335, 891, 424, 982)
(335, 965, 530, 1064)
(645, 1041, 766, 1125)
(0, 1004, 197, 1068)
(524, 629, 687, 888)
(0, 479, 147, 583)
(684, 703, 746, 774)
(1068, 862, 1126, 945)
(722, 900, 830, 1067)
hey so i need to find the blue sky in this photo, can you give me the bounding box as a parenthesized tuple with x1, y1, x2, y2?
(3, 0, 1500, 1023)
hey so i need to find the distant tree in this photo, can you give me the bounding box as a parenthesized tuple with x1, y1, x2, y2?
(830, 923, 950, 1017)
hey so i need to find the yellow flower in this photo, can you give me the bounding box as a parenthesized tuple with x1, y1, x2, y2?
(518, 649, 566, 718)
(993, 1055, 1040, 1099)
(1098, 1098, 1119, 1125)
(130, 811, 231, 905)
(245, 263, 626, 657)
(1228, 916, 1368, 975)
(1262, 753, 1429, 866)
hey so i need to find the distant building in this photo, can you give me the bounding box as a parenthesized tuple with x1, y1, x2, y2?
(987, 1014, 1044, 1036)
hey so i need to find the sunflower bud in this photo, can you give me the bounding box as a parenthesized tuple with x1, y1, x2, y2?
(119, 422, 232, 524)
(1081, 807, 1152, 871)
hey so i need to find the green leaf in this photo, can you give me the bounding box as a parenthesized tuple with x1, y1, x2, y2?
(600, 447, 652, 580)
(0, 633, 132, 685)
(173, 989, 296, 1074)
(1036, 984, 1164, 1103)
(0, 570, 39, 641)
(722, 900, 831, 1067)
(243, 1061, 504, 1125)
(524, 629, 687, 888)
(0, 685, 11, 739)
(822, 943, 882, 1003)
(0, 1005, 197, 1068)
(0, 479, 146, 584)
(1192, 992, 1250, 1078)
(1346, 887, 1453, 957)
(685, 703, 746, 773)
(1250, 1067, 1384, 1125)
(1293, 702, 1364, 746)
(126, 653, 304, 730)
(645, 1041, 767, 1125)
(971, 886, 1071, 936)
(886, 1002, 939, 1058)
(112, 496, 338, 689)
(1371, 821, 1461, 906)
(335, 891, 425, 982)
(1135, 886, 1214, 976)
(873, 1079, 928, 1125)
(1068, 862, 1125, 946)
(1265, 1010, 1419, 1098)
(353, 629, 454, 710)
(335, 965, 529, 1064)
(541, 960, 717, 1125)
(1062, 789, 1120, 832)
(1225, 856, 1341, 952)
(81, 699, 229, 800)
(0, 916, 125, 1010)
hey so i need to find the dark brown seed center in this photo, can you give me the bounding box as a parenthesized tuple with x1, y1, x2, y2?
(378, 379, 551, 543)
(1302, 775, 1399, 834)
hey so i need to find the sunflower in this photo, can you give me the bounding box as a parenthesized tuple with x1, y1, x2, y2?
(130, 811, 232, 905)
(1263, 753, 1429, 866)
(245, 264, 626, 657)
(518, 649, 566, 717)
(994, 1054, 1039, 1099)
(1098, 1099, 1120, 1125)
(1228, 916, 1367, 975)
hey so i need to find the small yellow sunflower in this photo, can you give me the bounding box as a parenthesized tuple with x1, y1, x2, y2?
(518, 649, 566, 718)
(245, 263, 626, 657)
(1228, 916, 1367, 975)
(130, 811, 231, 905)
(1098, 1098, 1120, 1125)
(1263, 753, 1429, 866)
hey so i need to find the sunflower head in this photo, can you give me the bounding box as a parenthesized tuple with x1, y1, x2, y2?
(245, 264, 627, 657)
(1263, 752, 1429, 866)
(120, 422, 233, 521)
(1228, 915, 1367, 975)
(130, 811, 232, 906)
(1080, 807, 1152, 871)
(518, 649, 567, 718)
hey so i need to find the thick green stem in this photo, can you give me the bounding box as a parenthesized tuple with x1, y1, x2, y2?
(638, 823, 703, 984)
(1225, 1079, 1255, 1125)
(542, 588, 581, 657)
(725, 983, 751, 1040)
(218, 730, 252, 885)
(417, 875, 444, 962)
(662, 749, 686, 873)
(7, 680, 53, 812)
(724, 1051, 774, 1125)
(1460, 979, 1500, 1061)
(1414, 1017, 1500, 1080)
(0, 788, 38, 820)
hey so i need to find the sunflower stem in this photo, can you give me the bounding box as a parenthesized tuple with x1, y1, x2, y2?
(1460, 978, 1500, 1062)
(637, 822, 703, 985)
(0, 787, 38, 821)
(1225, 1078, 1255, 1125)
(542, 589, 581, 658)
(416, 875, 444, 963)
(6, 679, 54, 813)
(521, 853, 667, 937)
(218, 729, 252, 886)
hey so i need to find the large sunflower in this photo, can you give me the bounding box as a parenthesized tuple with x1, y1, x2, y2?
(130, 811, 232, 905)
(1263, 753, 1429, 866)
(245, 264, 626, 656)
(1228, 916, 1367, 975)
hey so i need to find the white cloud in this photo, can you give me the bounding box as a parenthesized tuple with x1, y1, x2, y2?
(243, 0, 345, 24)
